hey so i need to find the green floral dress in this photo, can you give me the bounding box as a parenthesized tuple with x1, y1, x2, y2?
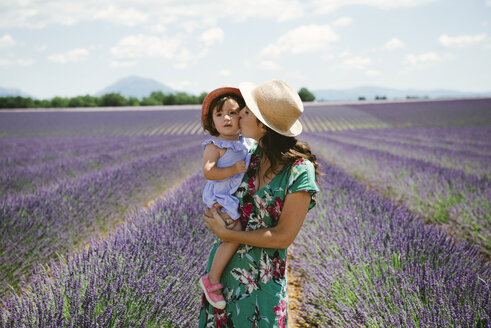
(199, 146, 319, 328)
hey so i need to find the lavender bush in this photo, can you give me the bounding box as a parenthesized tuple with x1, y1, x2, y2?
(350, 98, 491, 128)
(0, 173, 209, 327)
(0, 138, 204, 297)
(0, 109, 201, 138)
(323, 127, 491, 179)
(305, 131, 491, 255)
(290, 159, 490, 327)
(301, 98, 491, 132)
(1, 99, 489, 326)
(0, 134, 198, 196)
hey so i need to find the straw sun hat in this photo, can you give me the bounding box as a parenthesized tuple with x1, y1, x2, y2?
(239, 79, 303, 137)
(201, 79, 303, 137)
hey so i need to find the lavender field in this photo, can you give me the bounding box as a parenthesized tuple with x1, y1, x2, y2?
(0, 98, 490, 327)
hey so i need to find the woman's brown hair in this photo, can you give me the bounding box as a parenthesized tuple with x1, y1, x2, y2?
(202, 94, 245, 137)
(258, 126, 322, 181)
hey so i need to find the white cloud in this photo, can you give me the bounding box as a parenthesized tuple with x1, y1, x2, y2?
(166, 80, 194, 92)
(0, 33, 16, 47)
(199, 27, 224, 47)
(173, 48, 200, 69)
(0, 0, 304, 29)
(332, 17, 353, 27)
(384, 37, 404, 50)
(338, 51, 351, 58)
(179, 21, 204, 34)
(219, 69, 231, 76)
(48, 48, 89, 63)
(322, 53, 335, 61)
(109, 60, 137, 68)
(259, 24, 338, 58)
(486, 0, 491, 7)
(119, 22, 219, 69)
(343, 56, 371, 69)
(257, 60, 280, 70)
(313, 0, 438, 13)
(94, 5, 147, 26)
(0, 57, 35, 66)
(365, 69, 380, 76)
(110, 34, 181, 61)
(403, 52, 441, 66)
(224, 0, 305, 22)
(438, 33, 487, 48)
(146, 24, 167, 33)
(36, 45, 48, 52)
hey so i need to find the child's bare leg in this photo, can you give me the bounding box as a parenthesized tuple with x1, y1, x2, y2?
(208, 218, 242, 294)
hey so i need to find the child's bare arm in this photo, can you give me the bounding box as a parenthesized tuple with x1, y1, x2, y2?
(203, 143, 247, 180)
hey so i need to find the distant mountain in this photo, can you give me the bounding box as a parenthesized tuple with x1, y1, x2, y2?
(312, 86, 491, 101)
(95, 76, 175, 99)
(0, 87, 31, 97)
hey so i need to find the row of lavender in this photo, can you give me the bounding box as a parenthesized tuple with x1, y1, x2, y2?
(0, 134, 198, 196)
(0, 109, 202, 137)
(0, 172, 209, 327)
(2, 160, 488, 326)
(2, 99, 489, 138)
(304, 127, 491, 255)
(323, 126, 490, 179)
(0, 134, 204, 297)
(290, 158, 489, 327)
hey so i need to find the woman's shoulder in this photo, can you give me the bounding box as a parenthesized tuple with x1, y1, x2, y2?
(291, 157, 315, 171)
(285, 157, 319, 198)
(286, 157, 317, 185)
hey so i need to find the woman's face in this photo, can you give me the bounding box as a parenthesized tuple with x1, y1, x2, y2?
(239, 106, 266, 141)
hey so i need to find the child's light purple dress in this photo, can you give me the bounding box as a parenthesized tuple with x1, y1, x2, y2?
(202, 136, 253, 220)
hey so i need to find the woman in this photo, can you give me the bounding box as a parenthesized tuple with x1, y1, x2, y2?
(199, 79, 320, 328)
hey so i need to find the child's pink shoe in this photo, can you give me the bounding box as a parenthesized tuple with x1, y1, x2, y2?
(199, 274, 226, 309)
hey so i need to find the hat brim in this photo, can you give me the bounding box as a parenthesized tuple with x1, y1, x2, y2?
(202, 86, 242, 123)
(239, 82, 302, 137)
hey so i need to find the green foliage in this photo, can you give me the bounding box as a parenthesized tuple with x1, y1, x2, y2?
(99, 93, 128, 107)
(51, 96, 70, 108)
(80, 95, 99, 107)
(127, 97, 140, 106)
(0, 96, 33, 108)
(0, 89, 223, 109)
(141, 97, 161, 106)
(149, 91, 165, 104)
(68, 96, 85, 107)
(198, 92, 207, 104)
(298, 87, 315, 102)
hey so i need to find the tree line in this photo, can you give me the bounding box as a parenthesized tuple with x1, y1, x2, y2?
(0, 88, 316, 109)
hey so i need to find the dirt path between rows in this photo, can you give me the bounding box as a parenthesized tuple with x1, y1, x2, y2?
(287, 246, 308, 328)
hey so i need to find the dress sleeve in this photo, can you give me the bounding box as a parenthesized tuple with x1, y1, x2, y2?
(286, 159, 320, 210)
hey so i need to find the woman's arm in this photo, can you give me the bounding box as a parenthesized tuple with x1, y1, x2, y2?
(202, 191, 311, 249)
(203, 143, 246, 180)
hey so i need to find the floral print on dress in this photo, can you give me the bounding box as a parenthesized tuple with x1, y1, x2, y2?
(199, 146, 319, 328)
(274, 300, 287, 328)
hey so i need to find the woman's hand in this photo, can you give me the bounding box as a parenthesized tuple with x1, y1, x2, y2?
(202, 207, 231, 238)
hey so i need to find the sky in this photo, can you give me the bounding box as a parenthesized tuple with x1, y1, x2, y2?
(0, 0, 490, 99)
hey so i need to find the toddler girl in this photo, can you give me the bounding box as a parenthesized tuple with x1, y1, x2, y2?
(199, 86, 252, 309)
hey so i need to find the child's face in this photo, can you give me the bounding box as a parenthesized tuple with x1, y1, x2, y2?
(212, 99, 241, 137)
